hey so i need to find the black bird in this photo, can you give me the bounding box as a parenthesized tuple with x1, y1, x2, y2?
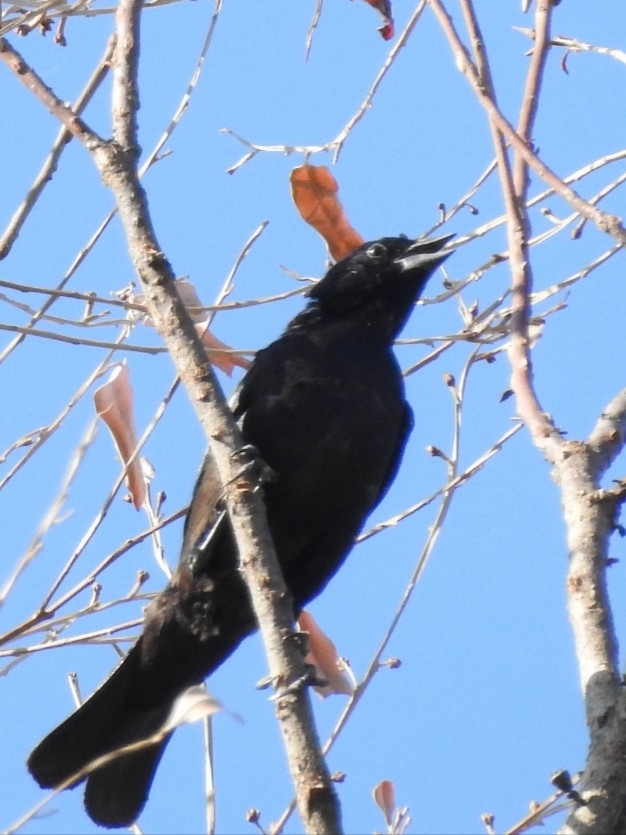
(28, 234, 452, 827)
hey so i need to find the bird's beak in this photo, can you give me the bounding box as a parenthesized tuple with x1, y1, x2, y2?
(394, 233, 456, 273)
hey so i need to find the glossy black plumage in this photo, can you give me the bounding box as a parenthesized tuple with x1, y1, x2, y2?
(27, 234, 452, 827)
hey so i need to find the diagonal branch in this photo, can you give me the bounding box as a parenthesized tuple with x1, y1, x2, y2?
(0, 34, 117, 259)
(0, 8, 341, 831)
(427, 0, 626, 244)
(456, 0, 562, 452)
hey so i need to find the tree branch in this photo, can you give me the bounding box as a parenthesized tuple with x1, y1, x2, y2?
(557, 432, 626, 834)
(588, 388, 626, 479)
(0, 11, 341, 831)
(427, 0, 626, 244)
(431, 3, 626, 832)
(456, 0, 562, 452)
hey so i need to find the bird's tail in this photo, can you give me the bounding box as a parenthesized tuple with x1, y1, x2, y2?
(27, 642, 173, 828)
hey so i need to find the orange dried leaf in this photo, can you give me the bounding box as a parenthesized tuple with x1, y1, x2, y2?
(297, 610, 354, 698)
(373, 779, 396, 827)
(290, 165, 364, 261)
(94, 363, 145, 509)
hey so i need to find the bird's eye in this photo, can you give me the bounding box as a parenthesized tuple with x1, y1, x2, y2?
(366, 243, 387, 260)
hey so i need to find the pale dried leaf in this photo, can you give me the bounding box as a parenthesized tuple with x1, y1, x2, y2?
(140, 279, 250, 375)
(373, 779, 396, 828)
(93, 362, 145, 509)
(194, 322, 251, 376)
(298, 610, 354, 698)
(175, 278, 206, 322)
(163, 685, 223, 731)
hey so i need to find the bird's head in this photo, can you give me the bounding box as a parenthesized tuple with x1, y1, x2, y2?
(306, 233, 454, 341)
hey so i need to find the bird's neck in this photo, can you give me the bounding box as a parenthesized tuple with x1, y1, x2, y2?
(288, 299, 411, 346)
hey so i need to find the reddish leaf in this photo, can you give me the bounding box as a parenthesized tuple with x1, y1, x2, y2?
(290, 165, 364, 261)
(379, 20, 395, 40)
(361, 0, 394, 40)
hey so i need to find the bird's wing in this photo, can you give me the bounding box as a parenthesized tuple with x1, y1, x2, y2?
(177, 374, 257, 571)
(372, 401, 414, 509)
(179, 451, 226, 566)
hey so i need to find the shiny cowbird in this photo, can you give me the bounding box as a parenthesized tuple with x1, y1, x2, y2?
(28, 234, 453, 827)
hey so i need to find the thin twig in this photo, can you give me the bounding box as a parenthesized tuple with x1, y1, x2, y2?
(0, 35, 117, 258)
(427, 0, 626, 243)
(305, 0, 323, 61)
(0, 418, 98, 607)
(0, 324, 134, 495)
(514, 28, 626, 67)
(224, 0, 428, 172)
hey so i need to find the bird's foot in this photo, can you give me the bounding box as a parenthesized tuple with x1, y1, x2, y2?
(229, 444, 276, 489)
(271, 664, 328, 700)
(255, 664, 327, 699)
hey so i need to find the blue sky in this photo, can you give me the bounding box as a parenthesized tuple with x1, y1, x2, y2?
(2, 1, 626, 833)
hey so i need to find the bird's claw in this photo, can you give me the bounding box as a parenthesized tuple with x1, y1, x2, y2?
(229, 444, 276, 488)
(269, 664, 327, 700)
(255, 672, 277, 691)
(256, 663, 326, 698)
